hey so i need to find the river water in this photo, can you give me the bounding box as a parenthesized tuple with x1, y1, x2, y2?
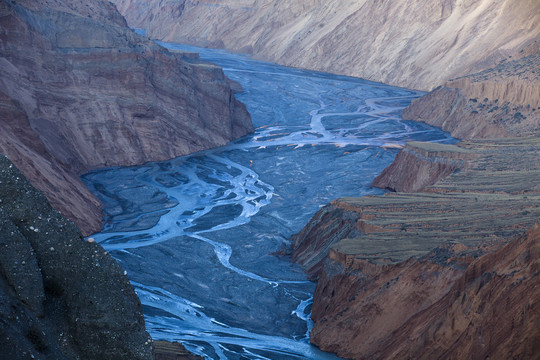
(83, 43, 453, 359)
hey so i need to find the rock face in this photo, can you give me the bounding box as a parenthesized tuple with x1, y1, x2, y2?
(371, 142, 473, 193)
(404, 49, 540, 139)
(0, 155, 152, 360)
(153, 341, 204, 360)
(292, 136, 540, 358)
(310, 225, 540, 359)
(0, 0, 252, 235)
(111, 0, 540, 90)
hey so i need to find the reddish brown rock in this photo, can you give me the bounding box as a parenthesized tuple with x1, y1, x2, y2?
(0, 0, 252, 235)
(310, 225, 540, 359)
(372, 142, 474, 193)
(292, 136, 540, 358)
(0, 90, 104, 235)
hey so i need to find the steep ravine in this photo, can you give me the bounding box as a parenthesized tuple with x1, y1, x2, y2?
(310, 224, 540, 359)
(274, 17, 540, 356)
(1, 0, 252, 358)
(2, 1, 538, 359)
(111, 0, 540, 90)
(0, 0, 252, 235)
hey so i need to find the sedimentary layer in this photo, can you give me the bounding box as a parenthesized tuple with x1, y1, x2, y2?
(310, 224, 540, 359)
(294, 138, 540, 274)
(0, 155, 152, 360)
(371, 142, 474, 193)
(111, 0, 540, 90)
(292, 136, 540, 358)
(0, 0, 252, 235)
(404, 49, 540, 138)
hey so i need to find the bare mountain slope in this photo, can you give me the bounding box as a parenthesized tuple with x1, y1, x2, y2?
(0, 0, 252, 235)
(112, 0, 539, 90)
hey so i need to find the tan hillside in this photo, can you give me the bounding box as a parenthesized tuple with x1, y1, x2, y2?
(404, 47, 540, 139)
(112, 0, 540, 90)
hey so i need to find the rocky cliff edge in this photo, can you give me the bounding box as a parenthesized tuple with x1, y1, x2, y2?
(292, 52, 540, 358)
(403, 46, 540, 139)
(0, 0, 252, 235)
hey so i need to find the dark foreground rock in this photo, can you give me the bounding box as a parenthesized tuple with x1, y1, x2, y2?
(0, 154, 152, 359)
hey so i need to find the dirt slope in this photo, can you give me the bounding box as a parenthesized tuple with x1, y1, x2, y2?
(112, 0, 540, 90)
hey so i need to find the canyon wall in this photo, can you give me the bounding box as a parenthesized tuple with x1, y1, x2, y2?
(292, 136, 540, 359)
(310, 224, 540, 359)
(404, 49, 540, 139)
(371, 142, 473, 193)
(111, 0, 540, 90)
(0, 155, 152, 360)
(0, 0, 252, 235)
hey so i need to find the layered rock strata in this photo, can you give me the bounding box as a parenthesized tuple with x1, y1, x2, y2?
(292, 136, 540, 358)
(372, 141, 474, 193)
(0, 155, 152, 360)
(404, 49, 540, 138)
(111, 0, 540, 90)
(310, 224, 540, 359)
(294, 138, 540, 275)
(0, 0, 252, 235)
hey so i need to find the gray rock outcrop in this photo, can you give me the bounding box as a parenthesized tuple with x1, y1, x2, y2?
(0, 155, 152, 360)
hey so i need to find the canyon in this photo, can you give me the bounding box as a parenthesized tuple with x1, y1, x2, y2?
(290, 52, 540, 360)
(0, 0, 252, 236)
(111, 0, 539, 90)
(109, 1, 540, 358)
(292, 136, 540, 358)
(1, 0, 540, 359)
(0, 0, 251, 358)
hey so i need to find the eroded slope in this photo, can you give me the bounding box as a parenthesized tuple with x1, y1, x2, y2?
(404, 48, 540, 138)
(112, 0, 540, 90)
(0, 0, 252, 235)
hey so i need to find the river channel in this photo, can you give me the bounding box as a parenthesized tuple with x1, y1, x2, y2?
(83, 43, 453, 359)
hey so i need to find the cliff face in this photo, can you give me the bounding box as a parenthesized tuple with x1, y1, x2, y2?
(310, 225, 540, 359)
(0, 155, 152, 360)
(403, 49, 540, 139)
(111, 0, 540, 90)
(371, 142, 473, 193)
(284, 34, 539, 355)
(0, 0, 252, 235)
(292, 136, 540, 359)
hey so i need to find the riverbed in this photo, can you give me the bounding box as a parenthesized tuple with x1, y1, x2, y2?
(83, 43, 453, 359)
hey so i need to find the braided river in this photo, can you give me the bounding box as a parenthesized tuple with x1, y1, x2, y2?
(83, 43, 453, 359)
